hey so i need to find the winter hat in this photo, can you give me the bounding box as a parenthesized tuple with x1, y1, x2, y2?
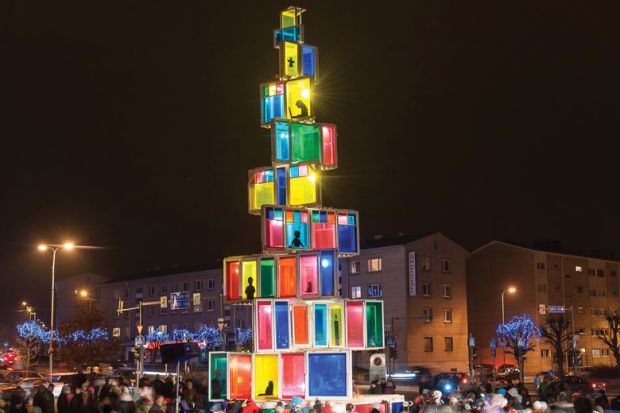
(292, 397, 304, 406)
(496, 388, 507, 395)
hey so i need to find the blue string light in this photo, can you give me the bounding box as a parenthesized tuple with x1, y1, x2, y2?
(496, 314, 541, 349)
(16, 321, 109, 347)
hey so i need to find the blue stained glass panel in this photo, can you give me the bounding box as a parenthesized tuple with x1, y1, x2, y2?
(308, 353, 347, 397)
(275, 301, 290, 349)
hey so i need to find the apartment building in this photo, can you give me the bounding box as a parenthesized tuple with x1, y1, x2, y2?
(341, 232, 469, 374)
(467, 241, 620, 373)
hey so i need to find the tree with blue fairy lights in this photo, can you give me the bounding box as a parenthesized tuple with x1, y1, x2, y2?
(496, 314, 541, 383)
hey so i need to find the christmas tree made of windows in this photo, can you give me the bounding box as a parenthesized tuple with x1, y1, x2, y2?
(211, 7, 399, 410)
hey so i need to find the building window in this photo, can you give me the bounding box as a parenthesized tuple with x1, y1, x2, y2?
(602, 348, 610, 356)
(351, 286, 362, 299)
(599, 290, 607, 297)
(541, 349, 550, 358)
(441, 259, 451, 273)
(422, 307, 433, 322)
(350, 261, 361, 274)
(597, 269, 605, 277)
(160, 284, 167, 294)
(422, 283, 432, 297)
(443, 284, 452, 298)
(592, 349, 602, 358)
(147, 325, 155, 334)
(368, 284, 383, 297)
(577, 306, 584, 314)
(193, 293, 202, 312)
(590, 307, 598, 315)
(123, 327, 130, 338)
(443, 309, 453, 323)
(537, 262, 546, 270)
(577, 285, 584, 293)
(368, 258, 382, 273)
(160, 302, 167, 314)
(588, 269, 595, 276)
(195, 280, 203, 291)
(612, 270, 617, 277)
(575, 266, 583, 272)
(444, 337, 453, 352)
(589, 289, 597, 296)
(424, 337, 433, 352)
(207, 279, 215, 290)
(538, 284, 547, 293)
(149, 285, 156, 296)
(207, 300, 215, 311)
(112, 328, 121, 337)
(421, 257, 431, 271)
(159, 325, 167, 333)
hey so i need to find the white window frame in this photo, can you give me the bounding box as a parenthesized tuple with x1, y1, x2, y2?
(421, 257, 431, 272)
(350, 261, 361, 274)
(195, 280, 203, 291)
(351, 286, 362, 299)
(367, 258, 382, 273)
(423, 307, 433, 322)
(443, 284, 452, 298)
(207, 279, 215, 290)
(443, 308, 453, 323)
(441, 259, 451, 273)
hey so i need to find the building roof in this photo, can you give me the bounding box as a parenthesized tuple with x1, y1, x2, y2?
(471, 240, 620, 263)
(360, 231, 469, 255)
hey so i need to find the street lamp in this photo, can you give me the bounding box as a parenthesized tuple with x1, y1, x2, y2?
(75, 289, 96, 310)
(500, 286, 517, 365)
(37, 242, 77, 379)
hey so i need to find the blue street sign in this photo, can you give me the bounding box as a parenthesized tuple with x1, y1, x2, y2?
(169, 291, 190, 310)
(547, 305, 566, 314)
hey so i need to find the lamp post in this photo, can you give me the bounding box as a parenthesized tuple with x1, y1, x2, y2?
(37, 242, 75, 379)
(500, 286, 517, 365)
(75, 289, 96, 310)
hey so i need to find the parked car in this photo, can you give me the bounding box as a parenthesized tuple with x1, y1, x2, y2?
(389, 366, 432, 384)
(497, 364, 520, 380)
(552, 375, 606, 394)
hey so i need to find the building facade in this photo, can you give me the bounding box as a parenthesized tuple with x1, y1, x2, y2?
(341, 232, 470, 374)
(467, 241, 620, 373)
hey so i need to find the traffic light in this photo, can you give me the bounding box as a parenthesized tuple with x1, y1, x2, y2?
(131, 347, 140, 361)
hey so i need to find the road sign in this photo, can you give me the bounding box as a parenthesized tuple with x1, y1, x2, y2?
(547, 305, 566, 314)
(135, 336, 145, 347)
(169, 292, 190, 310)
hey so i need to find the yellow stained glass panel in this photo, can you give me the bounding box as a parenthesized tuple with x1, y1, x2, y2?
(254, 354, 279, 399)
(289, 170, 317, 206)
(283, 42, 299, 78)
(286, 78, 311, 119)
(249, 182, 274, 212)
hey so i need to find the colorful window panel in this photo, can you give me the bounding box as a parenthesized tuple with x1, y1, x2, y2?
(264, 206, 284, 248)
(280, 8, 300, 28)
(291, 122, 321, 164)
(319, 250, 336, 296)
(241, 260, 257, 300)
(229, 354, 252, 399)
(209, 352, 227, 400)
(280, 41, 300, 78)
(261, 82, 285, 126)
(311, 209, 336, 249)
(273, 26, 302, 49)
(274, 301, 290, 349)
(253, 354, 279, 400)
(345, 301, 364, 348)
(285, 77, 311, 119)
(299, 254, 318, 297)
(278, 256, 297, 297)
(273, 121, 291, 162)
(337, 211, 358, 254)
(366, 301, 384, 348)
(248, 168, 275, 213)
(225, 261, 240, 301)
(308, 352, 348, 397)
(314, 304, 328, 346)
(320, 124, 337, 168)
(256, 301, 273, 351)
(301, 45, 318, 79)
(288, 163, 318, 206)
(285, 209, 309, 249)
(330, 305, 344, 347)
(293, 305, 309, 346)
(259, 258, 276, 298)
(281, 353, 305, 399)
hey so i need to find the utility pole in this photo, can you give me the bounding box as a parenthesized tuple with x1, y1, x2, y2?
(117, 298, 164, 380)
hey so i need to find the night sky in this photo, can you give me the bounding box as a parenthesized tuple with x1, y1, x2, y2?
(1, 1, 619, 333)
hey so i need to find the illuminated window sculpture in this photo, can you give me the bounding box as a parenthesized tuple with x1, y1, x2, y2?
(217, 6, 394, 404)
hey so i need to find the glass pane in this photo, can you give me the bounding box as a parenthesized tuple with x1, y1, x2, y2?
(366, 301, 384, 348)
(293, 305, 309, 345)
(319, 250, 335, 296)
(321, 124, 336, 166)
(285, 78, 311, 119)
(278, 257, 297, 297)
(308, 353, 347, 397)
(275, 301, 290, 349)
(261, 94, 285, 125)
(286, 222, 309, 249)
(274, 27, 301, 48)
(299, 255, 318, 296)
(330, 305, 344, 347)
(346, 301, 364, 348)
(312, 222, 336, 249)
(229, 354, 252, 399)
(250, 181, 274, 212)
(259, 259, 275, 298)
(265, 214, 284, 248)
(225, 261, 240, 301)
(301, 45, 317, 78)
(314, 304, 327, 346)
(276, 167, 287, 205)
(338, 222, 357, 253)
(281, 353, 305, 399)
(274, 121, 290, 161)
(209, 353, 227, 400)
(289, 168, 317, 206)
(257, 301, 273, 351)
(291, 123, 321, 163)
(254, 354, 279, 399)
(242, 261, 257, 300)
(283, 42, 299, 77)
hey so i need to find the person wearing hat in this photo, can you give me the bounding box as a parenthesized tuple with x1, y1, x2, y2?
(57, 386, 73, 413)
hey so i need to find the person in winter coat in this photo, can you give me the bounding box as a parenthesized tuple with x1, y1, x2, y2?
(33, 386, 49, 413)
(70, 385, 96, 413)
(57, 386, 73, 413)
(117, 387, 136, 413)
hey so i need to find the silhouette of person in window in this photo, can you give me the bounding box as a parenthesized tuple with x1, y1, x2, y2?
(245, 277, 256, 300)
(295, 100, 308, 117)
(290, 230, 305, 248)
